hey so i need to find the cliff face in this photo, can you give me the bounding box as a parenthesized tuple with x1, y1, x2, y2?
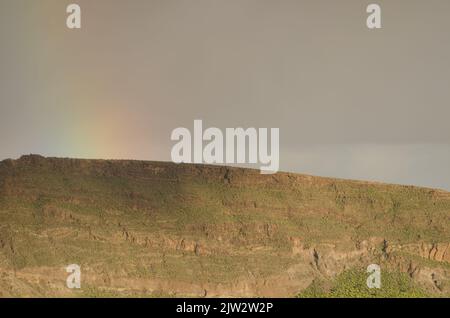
(0, 155, 449, 297)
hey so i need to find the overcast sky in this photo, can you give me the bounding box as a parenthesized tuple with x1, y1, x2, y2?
(1, 0, 449, 190)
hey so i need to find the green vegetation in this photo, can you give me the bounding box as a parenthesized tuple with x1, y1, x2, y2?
(298, 268, 429, 298)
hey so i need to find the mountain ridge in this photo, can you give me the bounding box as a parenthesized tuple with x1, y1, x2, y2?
(4, 154, 449, 192)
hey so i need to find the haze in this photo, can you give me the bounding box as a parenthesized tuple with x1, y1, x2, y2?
(1, 0, 449, 189)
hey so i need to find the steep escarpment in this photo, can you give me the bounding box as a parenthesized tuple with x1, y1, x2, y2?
(0, 155, 449, 297)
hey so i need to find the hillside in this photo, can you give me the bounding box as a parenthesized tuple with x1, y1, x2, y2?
(0, 155, 449, 297)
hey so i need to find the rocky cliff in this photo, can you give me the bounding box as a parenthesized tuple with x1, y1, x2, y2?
(0, 155, 449, 297)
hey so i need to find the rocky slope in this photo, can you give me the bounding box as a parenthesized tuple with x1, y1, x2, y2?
(0, 155, 449, 297)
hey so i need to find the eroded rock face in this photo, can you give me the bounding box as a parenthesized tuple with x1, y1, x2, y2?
(426, 243, 450, 262)
(385, 243, 450, 263)
(0, 156, 449, 297)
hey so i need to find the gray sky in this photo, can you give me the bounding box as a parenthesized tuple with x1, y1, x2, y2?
(1, 0, 450, 190)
